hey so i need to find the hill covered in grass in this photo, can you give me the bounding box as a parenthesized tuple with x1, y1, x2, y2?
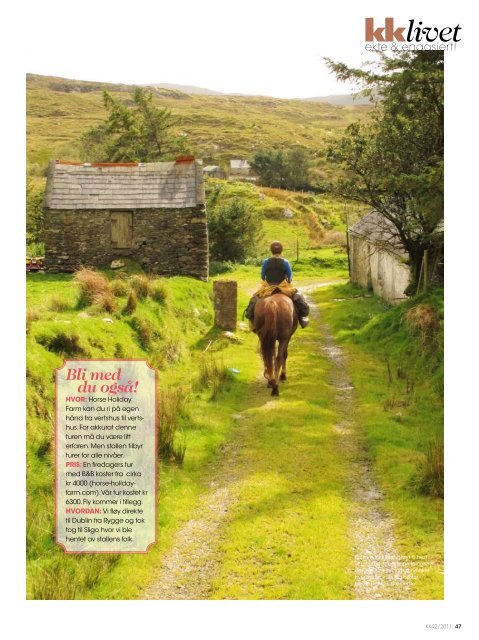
(26, 74, 370, 176)
(204, 178, 367, 268)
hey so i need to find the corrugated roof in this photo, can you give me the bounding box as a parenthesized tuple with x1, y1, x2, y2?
(44, 160, 205, 210)
(349, 210, 406, 255)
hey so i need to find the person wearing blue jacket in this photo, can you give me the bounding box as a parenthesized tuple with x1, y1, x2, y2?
(244, 241, 309, 328)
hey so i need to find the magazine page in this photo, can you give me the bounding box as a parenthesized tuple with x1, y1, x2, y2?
(3, 0, 477, 638)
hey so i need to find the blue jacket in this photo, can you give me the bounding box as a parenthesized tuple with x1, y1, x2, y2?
(261, 257, 293, 283)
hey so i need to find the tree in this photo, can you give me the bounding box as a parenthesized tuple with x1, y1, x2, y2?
(81, 88, 188, 162)
(286, 147, 313, 191)
(208, 197, 262, 262)
(250, 149, 288, 188)
(26, 178, 45, 249)
(250, 147, 312, 190)
(325, 52, 444, 287)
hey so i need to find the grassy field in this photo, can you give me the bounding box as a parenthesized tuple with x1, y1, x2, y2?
(26, 248, 443, 599)
(26, 74, 369, 176)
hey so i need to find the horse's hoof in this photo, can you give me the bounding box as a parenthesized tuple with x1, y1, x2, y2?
(271, 386, 279, 397)
(280, 373, 287, 381)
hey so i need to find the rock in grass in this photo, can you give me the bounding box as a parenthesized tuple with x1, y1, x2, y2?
(221, 331, 241, 342)
(110, 260, 125, 269)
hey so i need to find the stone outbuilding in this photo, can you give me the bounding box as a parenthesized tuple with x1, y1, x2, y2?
(44, 157, 208, 280)
(348, 211, 411, 304)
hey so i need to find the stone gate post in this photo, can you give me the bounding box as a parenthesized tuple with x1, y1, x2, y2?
(213, 280, 237, 331)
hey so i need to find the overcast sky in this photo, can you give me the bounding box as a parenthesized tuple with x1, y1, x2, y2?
(23, 0, 458, 98)
(23, 0, 377, 98)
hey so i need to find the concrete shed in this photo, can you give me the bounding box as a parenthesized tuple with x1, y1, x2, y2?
(348, 211, 411, 304)
(44, 157, 209, 280)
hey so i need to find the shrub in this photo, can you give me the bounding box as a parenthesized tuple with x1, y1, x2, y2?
(160, 336, 184, 364)
(305, 211, 325, 247)
(130, 315, 154, 349)
(131, 275, 151, 299)
(150, 281, 168, 303)
(123, 289, 137, 314)
(209, 260, 235, 276)
(26, 241, 45, 256)
(26, 308, 40, 334)
(111, 280, 130, 297)
(250, 147, 313, 190)
(198, 354, 232, 399)
(405, 303, 440, 346)
(74, 267, 111, 307)
(36, 331, 86, 357)
(208, 197, 263, 262)
(93, 290, 117, 313)
(82, 556, 120, 590)
(49, 296, 71, 312)
(30, 561, 77, 600)
(26, 492, 52, 560)
(157, 387, 189, 464)
(415, 436, 444, 498)
(26, 178, 45, 247)
(114, 342, 125, 357)
(321, 230, 347, 247)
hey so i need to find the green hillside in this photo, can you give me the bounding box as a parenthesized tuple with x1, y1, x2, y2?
(26, 74, 370, 175)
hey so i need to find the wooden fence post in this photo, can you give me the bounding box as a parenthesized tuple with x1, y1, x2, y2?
(423, 249, 429, 292)
(213, 280, 237, 331)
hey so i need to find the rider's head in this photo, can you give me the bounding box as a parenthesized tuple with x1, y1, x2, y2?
(270, 241, 283, 255)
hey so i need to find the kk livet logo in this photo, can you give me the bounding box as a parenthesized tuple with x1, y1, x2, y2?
(364, 17, 461, 51)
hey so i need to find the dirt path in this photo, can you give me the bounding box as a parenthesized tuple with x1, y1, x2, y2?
(303, 283, 411, 599)
(143, 281, 411, 600)
(142, 404, 258, 599)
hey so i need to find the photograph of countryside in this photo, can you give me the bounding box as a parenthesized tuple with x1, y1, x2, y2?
(26, 51, 444, 600)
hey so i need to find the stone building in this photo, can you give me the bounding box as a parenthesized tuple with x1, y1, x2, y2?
(44, 158, 209, 280)
(348, 211, 411, 304)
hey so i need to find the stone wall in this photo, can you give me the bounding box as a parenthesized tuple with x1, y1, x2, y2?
(349, 235, 411, 304)
(44, 206, 209, 280)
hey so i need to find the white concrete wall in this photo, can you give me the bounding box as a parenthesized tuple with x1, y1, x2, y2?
(349, 235, 411, 304)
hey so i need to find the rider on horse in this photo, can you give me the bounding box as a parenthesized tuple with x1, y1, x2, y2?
(244, 241, 310, 329)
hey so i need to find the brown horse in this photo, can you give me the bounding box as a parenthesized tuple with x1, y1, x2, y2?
(254, 293, 298, 396)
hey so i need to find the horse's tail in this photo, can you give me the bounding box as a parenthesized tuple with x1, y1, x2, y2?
(259, 302, 278, 379)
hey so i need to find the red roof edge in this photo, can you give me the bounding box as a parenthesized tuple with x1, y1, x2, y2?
(175, 155, 195, 164)
(56, 158, 196, 166)
(56, 160, 139, 167)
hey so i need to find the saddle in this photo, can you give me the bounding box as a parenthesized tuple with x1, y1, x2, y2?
(253, 279, 297, 299)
